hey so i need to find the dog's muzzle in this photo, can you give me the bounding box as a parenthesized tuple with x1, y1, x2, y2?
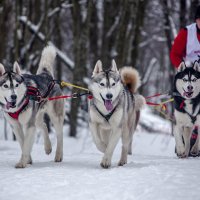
(100, 93, 113, 111)
(5, 94, 17, 109)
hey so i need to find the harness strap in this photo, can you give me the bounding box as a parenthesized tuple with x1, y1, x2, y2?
(42, 81, 55, 99)
(94, 104, 118, 122)
(7, 98, 29, 120)
(27, 81, 55, 102)
(180, 101, 185, 109)
(178, 100, 198, 124)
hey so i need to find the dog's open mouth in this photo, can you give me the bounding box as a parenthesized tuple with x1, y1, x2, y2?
(183, 91, 193, 98)
(104, 99, 113, 111)
(5, 98, 16, 109)
(100, 94, 113, 111)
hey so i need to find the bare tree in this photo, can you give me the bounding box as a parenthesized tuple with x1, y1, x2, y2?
(69, 0, 93, 137)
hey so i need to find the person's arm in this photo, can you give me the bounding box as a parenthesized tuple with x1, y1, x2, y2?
(170, 28, 187, 68)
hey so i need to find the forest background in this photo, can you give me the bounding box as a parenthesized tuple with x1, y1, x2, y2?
(0, 0, 198, 137)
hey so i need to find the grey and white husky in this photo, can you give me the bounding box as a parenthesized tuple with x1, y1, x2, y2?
(0, 46, 64, 168)
(174, 61, 200, 158)
(88, 60, 145, 168)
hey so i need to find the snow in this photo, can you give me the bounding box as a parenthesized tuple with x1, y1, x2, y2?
(0, 108, 200, 200)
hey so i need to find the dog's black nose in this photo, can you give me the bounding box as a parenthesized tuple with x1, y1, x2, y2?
(187, 85, 193, 91)
(11, 94, 17, 101)
(106, 93, 113, 99)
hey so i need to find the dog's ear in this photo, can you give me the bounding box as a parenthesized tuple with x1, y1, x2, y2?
(13, 61, 21, 75)
(193, 61, 200, 72)
(92, 60, 103, 76)
(0, 63, 5, 76)
(177, 62, 186, 72)
(111, 59, 119, 73)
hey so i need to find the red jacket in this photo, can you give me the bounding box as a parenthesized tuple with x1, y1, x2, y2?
(170, 25, 200, 68)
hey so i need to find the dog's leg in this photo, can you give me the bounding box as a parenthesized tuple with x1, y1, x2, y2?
(50, 115, 64, 162)
(89, 122, 106, 153)
(12, 123, 24, 150)
(100, 128, 121, 168)
(100, 129, 109, 148)
(12, 124, 33, 166)
(118, 125, 130, 166)
(15, 126, 36, 168)
(174, 125, 185, 158)
(128, 111, 140, 155)
(183, 127, 192, 157)
(36, 113, 52, 155)
(198, 132, 200, 155)
(190, 127, 199, 156)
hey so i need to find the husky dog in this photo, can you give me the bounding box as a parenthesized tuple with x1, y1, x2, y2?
(174, 61, 200, 158)
(0, 46, 65, 168)
(88, 60, 145, 168)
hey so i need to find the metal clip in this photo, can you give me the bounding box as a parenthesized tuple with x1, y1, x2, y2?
(72, 93, 78, 98)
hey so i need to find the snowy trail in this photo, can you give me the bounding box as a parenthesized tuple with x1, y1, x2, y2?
(0, 131, 200, 200)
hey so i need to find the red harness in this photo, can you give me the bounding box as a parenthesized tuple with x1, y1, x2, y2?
(6, 82, 55, 120)
(7, 98, 29, 120)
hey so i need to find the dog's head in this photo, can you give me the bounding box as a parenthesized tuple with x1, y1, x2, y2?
(174, 61, 200, 99)
(89, 59, 122, 111)
(0, 62, 26, 111)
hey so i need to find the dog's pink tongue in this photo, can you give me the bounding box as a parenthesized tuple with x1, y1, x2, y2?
(105, 100, 113, 111)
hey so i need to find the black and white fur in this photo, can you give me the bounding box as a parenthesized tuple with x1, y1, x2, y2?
(0, 46, 65, 168)
(174, 61, 200, 158)
(88, 60, 145, 168)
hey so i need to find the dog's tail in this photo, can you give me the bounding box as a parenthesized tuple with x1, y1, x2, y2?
(37, 45, 57, 77)
(120, 66, 141, 93)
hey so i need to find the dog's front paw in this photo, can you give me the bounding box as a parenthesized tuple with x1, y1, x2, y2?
(15, 161, 27, 168)
(190, 145, 199, 157)
(27, 156, 33, 164)
(45, 145, 52, 155)
(15, 155, 32, 168)
(177, 152, 187, 158)
(118, 158, 127, 166)
(100, 157, 111, 169)
(176, 149, 188, 158)
(44, 138, 52, 155)
(54, 152, 63, 162)
(176, 145, 187, 158)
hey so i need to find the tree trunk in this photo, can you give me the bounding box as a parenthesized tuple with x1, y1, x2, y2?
(101, 0, 120, 68)
(0, 1, 12, 62)
(131, 0, 147, 68)
(180, 0, 187, 28)
(115, 0, 131, 67)
(69, 0, 93, 137)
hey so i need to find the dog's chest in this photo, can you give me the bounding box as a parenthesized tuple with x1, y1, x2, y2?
(184, 100, 200, 117)
(176, 101, 200, 125)
(18, 107, 32, 124)
(89, 106, 123, 126)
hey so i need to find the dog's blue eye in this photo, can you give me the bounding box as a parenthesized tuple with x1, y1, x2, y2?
(100, 83, 105, 86)
(3, 84, 8, 88)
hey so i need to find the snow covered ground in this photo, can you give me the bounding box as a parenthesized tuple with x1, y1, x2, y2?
(0, 108, 200, 200)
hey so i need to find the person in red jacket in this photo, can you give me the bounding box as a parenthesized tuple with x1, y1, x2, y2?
(170, 5, 200, 68)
